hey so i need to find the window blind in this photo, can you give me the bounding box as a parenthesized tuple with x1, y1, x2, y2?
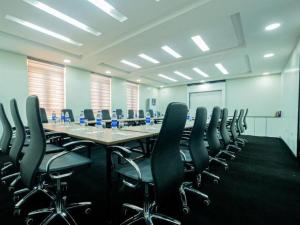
(91, 73, 111, 112)
(126, 82, 139, 112)
(28, 59, 65, 116)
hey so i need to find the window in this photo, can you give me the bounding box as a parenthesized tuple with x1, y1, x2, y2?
(126, 82, 139, 112)
(91, 73, 111, 112)
(28, 59, 65, 116)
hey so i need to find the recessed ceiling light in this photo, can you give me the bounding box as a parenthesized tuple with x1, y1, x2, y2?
(161, 45, 182, 58)
(265, 23, 281, 31)
(191, 35, 210, 52)
(263, 72, 270, 75)
(22, 0, 101, 36)
(264, 53, 274, 58)
(158, 74, 177, 82)
(174, 71, 192, 80)
(137, 79, 141, 82)
(138, 53, 160, 64)
(200, 80, 205, 83)
(121, 60, 141, 69)
(192, 67, 209, 77)
(87, 0, 127, 22)
(105, 70, 111, 74)
(5, 15, 82, 46)
(215, 63, 229, 75)
(160, 85, 164, 88)
(63, 59, 71, 63)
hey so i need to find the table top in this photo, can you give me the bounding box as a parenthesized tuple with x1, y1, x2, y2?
(43, 123, 153, 145)
(80, 116, 165, 125)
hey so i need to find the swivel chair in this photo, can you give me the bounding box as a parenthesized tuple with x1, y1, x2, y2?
(116, 109, 123, 119)
(61, 109, 75, 122)
(40, 108, 48, 123)
(84, 109, 95, 121)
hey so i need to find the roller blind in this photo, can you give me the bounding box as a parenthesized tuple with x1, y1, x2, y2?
(126, 82, 139, 112)
(28, 59, 65, 116)
(91, 73, 111, 112)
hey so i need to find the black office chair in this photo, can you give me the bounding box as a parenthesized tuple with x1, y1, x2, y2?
(101, 109, 111, 120)
(180, 107, 220, 204)
(62, 109, 75, 122)
(148, 109, 154, 118)
(14, 96, 94, 225)
(116, 109, 123, 119)
(229, 110, 243, 146)
(0, 103, 13, 175)
(40, 108, 48, 123)
(84, 109, 95, 121)
(138, 109, 144, 118)
(219, 108, 241, 153)
(127, 109, 134, 119)
(236, 109, 247, 144)
(243, 108, 248, 130)
(110, 103, 205, 224)
(206, 107, 231, 170)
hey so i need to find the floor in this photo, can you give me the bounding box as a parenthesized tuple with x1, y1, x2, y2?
(0, 136, 300, 225)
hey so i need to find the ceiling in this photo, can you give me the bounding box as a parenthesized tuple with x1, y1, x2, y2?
(0, 0, 299, 87)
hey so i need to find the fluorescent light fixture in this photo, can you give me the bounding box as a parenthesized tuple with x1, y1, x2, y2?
(200, 80, 205, 83)
(215, 63, 229, 75)
(191, 35, 210, 52)
(5, 15, 82, 46)
(22, 0, 101, 36)
(174, 71, 192, 80)
(192, 67, 209, 77)
(87, 0, 127, 22)
(264, 53, 274, 58)
(265, 23, 281, 31)
(137, 79, 141, 82)
(161, 45, 182, 58)
(121, 60, 141, 69)
(63, 59, 71, 63)
(160, 85, 164, 88)
(158, 74, 177, 82)
(105, 70, 111, 74)
(263, 72, 270, 75)
(138, 53, 160, 64)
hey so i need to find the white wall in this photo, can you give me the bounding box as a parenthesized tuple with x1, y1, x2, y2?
(139, 85, 159, 112)
(226, 75, 281, 116)
(111, 77, 127, 113)
(158, 85, 187, 113)
(280, 40, 300, 157)
(0, 50, 28, 124)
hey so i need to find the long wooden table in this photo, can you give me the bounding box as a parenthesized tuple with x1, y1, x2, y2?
(78, 116, 164, 125)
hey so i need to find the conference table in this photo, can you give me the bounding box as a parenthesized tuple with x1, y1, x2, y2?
(43, 120, 194, 222)
(80, 116, 164, 125)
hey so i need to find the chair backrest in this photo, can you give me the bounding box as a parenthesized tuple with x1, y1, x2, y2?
(230, 110, 238, 140)
(0, 103, 12, 154)
(116, 109, 123, 119)
(20, 96, 46, 188)
(206, 106, 221, 156)
(62, 109, 75, 122)
(151, 102, 188, 204)
(243, 108, 248, 130)
(39, 108, 48, 123)
(220, 108, 231, 146)
(101, 109, 111, 120)
(148, 109, 154, 118)
(237, 109, 245, 134)
(138, 110, 144, 118)
(9, 99, 26, 165)
(128, 109, 134, 119)
(189, 107, 209, 173)
(84, 109, 95, 121)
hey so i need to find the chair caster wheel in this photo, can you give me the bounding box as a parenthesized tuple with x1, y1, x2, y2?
(8, 186, 15, 192)
(182, 206, 190, 215)
(25, 217, 33, 225)
(203, 199, 211, 206)
(85, 208, 92, 215)
(13, 208, 21, 216)
(213, 179, 219, 184)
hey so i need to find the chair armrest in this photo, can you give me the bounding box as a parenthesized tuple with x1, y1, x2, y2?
(180, 150, 187, 161)
(63, 140, 95, 151)
(45, 150, 71, 174)
(109, 146, 142, 189)
(107, 145, 132, 158)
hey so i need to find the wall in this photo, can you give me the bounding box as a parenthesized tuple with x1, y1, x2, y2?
(139, 85, 158, 112)
(280, 40, 300, 157)
(0, 50, 28, 125)
(226, 75, 281, 116)
(158, 85, 187, 113)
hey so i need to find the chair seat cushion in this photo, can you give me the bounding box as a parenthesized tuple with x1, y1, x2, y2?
(117, 158, 153, 183)
(39, 152, 91, 173)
